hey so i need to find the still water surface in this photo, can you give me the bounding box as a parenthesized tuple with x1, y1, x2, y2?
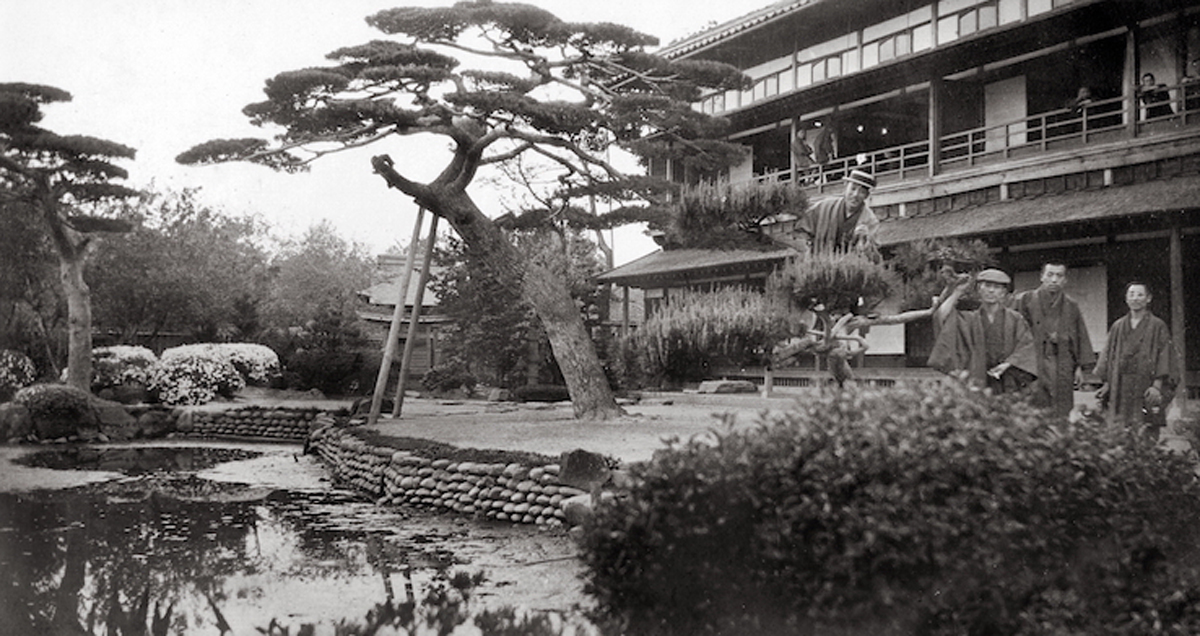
(0, 445, 584, 635)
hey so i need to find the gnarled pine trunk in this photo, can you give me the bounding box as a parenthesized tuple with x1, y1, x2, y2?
(60, 250, 92, 392)
(419, 184, 624, 420)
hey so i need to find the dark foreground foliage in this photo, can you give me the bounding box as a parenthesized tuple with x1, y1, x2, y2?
(580, 382, 1200, 636)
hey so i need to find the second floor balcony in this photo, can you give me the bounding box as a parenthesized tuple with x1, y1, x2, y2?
(744, 77, 1200, 203)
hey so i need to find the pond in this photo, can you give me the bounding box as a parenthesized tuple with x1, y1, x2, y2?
(0, 445, 589, 635)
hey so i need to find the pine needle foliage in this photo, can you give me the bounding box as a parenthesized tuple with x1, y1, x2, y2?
(769, 251, 896, 314)
(664, 181, 806, 250)
(889, 238, 995, 311)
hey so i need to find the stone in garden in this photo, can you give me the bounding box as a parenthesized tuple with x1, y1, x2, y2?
(109, 382, 148, 404)
(561, 493, 595, 526)
(558, 449, 610, 491)
(175, 411, 194, 433)
(697, 379, 758, 394)
(0, 403, 32, 440)
(487, 388, 511, 402)
(136, 409, 175, 439)
(93, 400, 135, 434)
(609, 469, 637, 490)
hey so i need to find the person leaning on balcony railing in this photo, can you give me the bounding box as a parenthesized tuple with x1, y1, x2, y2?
(796, 168, 880, 255)
(1182, 60, 1200, 113)
(1137, 72, 1175, 120)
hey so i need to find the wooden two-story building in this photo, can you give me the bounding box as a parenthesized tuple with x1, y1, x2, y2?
(599, 0, 1200, 395)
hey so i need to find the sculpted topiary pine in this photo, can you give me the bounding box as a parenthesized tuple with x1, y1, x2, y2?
(0, 83, 138, 391)
(177, 2, 749, 419)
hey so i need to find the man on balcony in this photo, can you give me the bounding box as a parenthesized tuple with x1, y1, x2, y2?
(796, 168, 880, 254)
(1011, 262, 1095, 418)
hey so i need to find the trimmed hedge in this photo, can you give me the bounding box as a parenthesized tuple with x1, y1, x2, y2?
(579, 382, 1200, 636)
(91, 345, 157, 391)
(148, 354, 245, 405)
(13, 384, 95, 439)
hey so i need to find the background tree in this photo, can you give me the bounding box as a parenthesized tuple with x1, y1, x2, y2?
(178, 2, 749, 419)
(0, 82, 138, 390)
(0, 195, 64, 378)
(258, 221, 375, 394)
(432, 227, 606, 389)
(89, 188, 272, 345)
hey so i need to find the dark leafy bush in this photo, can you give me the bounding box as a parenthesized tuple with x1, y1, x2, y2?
(13, 383, 95, 438)
(513, 384, 570, 403)
(260, 309, 368, 395)
(421, 364, 478, 394)
(580, 381, 1200, 636)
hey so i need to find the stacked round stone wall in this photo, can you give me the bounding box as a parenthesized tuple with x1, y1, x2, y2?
(182, 406, 327, 441)
(309, 425, 588, 527)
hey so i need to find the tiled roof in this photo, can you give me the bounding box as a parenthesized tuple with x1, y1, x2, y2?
(658, 0, 812, 58)
(876, 174, 1200, 245)
(359, 267, 443, 308)
(596, 247, 795, 285)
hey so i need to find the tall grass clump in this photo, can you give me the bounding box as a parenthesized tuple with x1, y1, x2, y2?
(620, 286, 797, 385)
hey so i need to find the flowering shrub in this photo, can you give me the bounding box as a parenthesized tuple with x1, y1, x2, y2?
(149, 352, 245, 406)
(0, 350, 37, 402)
(91, 345, 158, 390)
(161, 343, 280, 386)
(581, 382, 1200, 636)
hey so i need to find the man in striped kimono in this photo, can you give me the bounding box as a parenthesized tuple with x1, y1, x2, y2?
(1011, 263, 1095, 418)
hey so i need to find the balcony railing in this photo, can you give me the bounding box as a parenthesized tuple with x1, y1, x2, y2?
(750, 80, 1200, 190)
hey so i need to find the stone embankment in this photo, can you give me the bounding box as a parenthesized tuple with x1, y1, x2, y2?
(177, 406, 326, 441)
(307, 417, 610, 528)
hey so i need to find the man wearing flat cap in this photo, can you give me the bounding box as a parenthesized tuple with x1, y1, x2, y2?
(796, 168, 880, 254)
(928, 268, 1039, 394)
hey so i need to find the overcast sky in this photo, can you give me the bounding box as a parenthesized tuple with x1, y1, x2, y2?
(1, 0, 757, 265)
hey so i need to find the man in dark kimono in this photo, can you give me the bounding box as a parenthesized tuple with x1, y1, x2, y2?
(929, 269, 1039, 394)
(796, 168, 880, 254)
(1011, 263, 1095, 417)
(1094, 282, 1177, 437)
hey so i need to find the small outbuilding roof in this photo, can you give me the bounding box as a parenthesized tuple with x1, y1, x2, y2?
(596, 247, 795, 287)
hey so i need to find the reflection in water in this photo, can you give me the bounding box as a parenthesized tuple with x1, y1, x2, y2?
(0, 467, 471, 635)
(15, 446, 261, 475)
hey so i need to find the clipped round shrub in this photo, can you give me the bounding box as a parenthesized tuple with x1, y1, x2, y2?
(91, 345, 157, 391)
(148, 354, 245, 406)
(580, 382, 1200, 636)
(0, 350, 37, 402)
(13, 383, 96, 439)
(161, 343, 280, 386)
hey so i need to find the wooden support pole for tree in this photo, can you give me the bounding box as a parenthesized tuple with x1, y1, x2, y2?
(392, 214, 440, 417)
(368, 207, 425, 425)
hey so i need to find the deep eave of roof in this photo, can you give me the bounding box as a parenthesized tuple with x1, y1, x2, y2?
(877, 174, 1200, 246)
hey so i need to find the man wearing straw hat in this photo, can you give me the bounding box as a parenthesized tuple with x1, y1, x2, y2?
(796, 168, 880, 254)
